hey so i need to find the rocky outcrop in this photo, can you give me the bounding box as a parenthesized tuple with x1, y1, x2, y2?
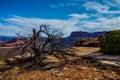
(83, 53, 120, 67)
(63, 31, 107, 45)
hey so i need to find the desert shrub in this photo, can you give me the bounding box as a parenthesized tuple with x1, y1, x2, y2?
(98, 30, 120, 55)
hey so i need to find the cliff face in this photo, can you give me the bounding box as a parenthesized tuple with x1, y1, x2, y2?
(70, 31, 107, 38)
(70, 31, 88, 38)
(62, 31, 107, 45)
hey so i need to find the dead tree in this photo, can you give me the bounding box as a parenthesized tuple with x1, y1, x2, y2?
(9, 25, 78, 69)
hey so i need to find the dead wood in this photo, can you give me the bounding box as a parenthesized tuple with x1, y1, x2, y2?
(7, 25, 78, 69)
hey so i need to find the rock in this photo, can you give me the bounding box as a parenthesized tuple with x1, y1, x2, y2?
(14, 55, 22, 59)
(14, 53, 33, 59)
(92, 68, 98, 71)
(84, 53, 103, 58)
(14, 66, 20, 70)
(63, 67, 68, 71)
(50, 69, 63, 77)
(77, 66, 88, 70)
(97, 60, 120, 67)
(94, 78, 98, 80)
(95, 55, 120, 61)
(41, 64, 52, 70)
(56, 72, 63, 77)
(83, 52, 120, 67)
(88, 75, 92, 78)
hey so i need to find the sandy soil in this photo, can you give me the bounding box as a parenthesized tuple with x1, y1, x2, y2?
(0, 47, 120, 80)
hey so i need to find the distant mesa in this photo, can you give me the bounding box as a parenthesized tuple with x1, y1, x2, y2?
(70, 31, 107, 38)
(62, 31, 107, 45)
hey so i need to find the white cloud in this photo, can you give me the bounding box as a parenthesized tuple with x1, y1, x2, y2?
(0, 23, 27, 36)
(49, 2, 76, 8)
(49, 5, 58, 8)
(103, 0, 120, 8)
(83, 2, 109, 11)
(83, 2, 120, 14)
(2, 15, 81, 37)
(1, 14, 120, 37)
(79, 17, 120, 32)
(69, 14, 90, 19)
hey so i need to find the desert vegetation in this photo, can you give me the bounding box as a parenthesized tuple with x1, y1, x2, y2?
(98, 30, 120, 55)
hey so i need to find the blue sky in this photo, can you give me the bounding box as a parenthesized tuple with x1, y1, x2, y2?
(0, 0, 120, 37)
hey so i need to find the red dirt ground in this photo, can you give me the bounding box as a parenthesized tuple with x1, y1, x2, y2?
(0, 47, 120, 80)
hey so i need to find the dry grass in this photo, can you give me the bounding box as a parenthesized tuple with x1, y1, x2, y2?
(0, 47, 20, 59)
(74, 47, 100, 56)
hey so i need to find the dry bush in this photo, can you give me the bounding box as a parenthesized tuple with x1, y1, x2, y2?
(8, 25, 78, 69)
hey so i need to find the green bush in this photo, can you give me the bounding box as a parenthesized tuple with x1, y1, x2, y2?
(98, 30, 120, 55)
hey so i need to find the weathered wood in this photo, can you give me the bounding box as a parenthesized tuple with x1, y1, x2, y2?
(0, 65, 14, 71)
(8, 25, 78, 69)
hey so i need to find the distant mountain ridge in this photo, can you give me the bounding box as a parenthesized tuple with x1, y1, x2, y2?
(0, 35, 15, 38)
(70, 31, 107, 38)
(62, 31, 107, 44)
(0, 35, 16, 43)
